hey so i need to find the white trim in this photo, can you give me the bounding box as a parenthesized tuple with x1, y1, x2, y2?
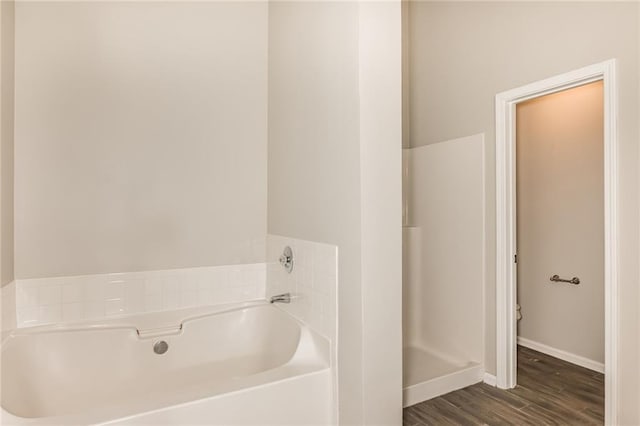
(403, 364, 484, 408)
(483, 373, 497, 387)
(495, 59, 618, 425)
(481, 135, 488, 394)
(517, 337, 605, 374)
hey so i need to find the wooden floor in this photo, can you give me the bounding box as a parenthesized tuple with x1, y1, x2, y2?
(404, 346, 604, 425)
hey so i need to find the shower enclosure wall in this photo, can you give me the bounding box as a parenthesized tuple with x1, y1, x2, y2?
(402, 134, 486, 407)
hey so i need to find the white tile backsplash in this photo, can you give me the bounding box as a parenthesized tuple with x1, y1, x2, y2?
(105, 298, 125, 316)
(38, 304, 62, 324)
(38, 285, 62, 306)
(267, 234, 337, 341)
(1, 282, 17, 332)
(17, 306, 38, 327)
(62, 302, 84, 322)
(10, 239, 336, 334)
(14, 263, 267, 328)
(16, 285, 38, 308)
(62, 283, 85, 304)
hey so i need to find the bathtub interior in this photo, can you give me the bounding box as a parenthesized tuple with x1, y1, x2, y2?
(1, 304, 328, 421)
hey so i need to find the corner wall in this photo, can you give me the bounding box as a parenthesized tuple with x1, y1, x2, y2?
(267, 3, 363, 422)
(359, 2, 403, 423)
(268, 1, 403, 423)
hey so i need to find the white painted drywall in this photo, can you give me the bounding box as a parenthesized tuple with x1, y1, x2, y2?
(267, 3, 362, 422)
(359, 2, 403, 424)
(516, 82, 604, 365)
(401, 0, 411, 149)
(268, 2, 403, 423)
(14, 2, 268, 279)
(405, 134, 484, 365)
(408, 3, 639, 421)
(0, 0, 14, 287)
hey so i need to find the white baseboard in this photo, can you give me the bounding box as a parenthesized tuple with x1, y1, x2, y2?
(517, 337, 604, 374)
(483, 373, 497, 387)
(403, 364, 483, 408)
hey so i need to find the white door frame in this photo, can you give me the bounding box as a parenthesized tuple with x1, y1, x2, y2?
(495, 59, 618, 424)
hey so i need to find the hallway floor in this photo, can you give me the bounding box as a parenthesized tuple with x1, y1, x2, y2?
(403, 346, 604, 425)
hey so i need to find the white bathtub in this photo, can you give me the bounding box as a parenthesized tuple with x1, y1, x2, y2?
(0, 302, 332, 425)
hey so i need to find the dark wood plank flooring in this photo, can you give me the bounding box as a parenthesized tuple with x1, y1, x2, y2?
(404, 346, 604, 425)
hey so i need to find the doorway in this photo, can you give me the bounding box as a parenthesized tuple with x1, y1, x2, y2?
(495, 60, 619, 424)
(517, 80, 605, 421)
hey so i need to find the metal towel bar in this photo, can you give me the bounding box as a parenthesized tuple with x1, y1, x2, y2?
(550, 274, 580, 285)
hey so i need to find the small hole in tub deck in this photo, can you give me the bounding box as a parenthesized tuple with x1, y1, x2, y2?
(153, 340, 169, 355)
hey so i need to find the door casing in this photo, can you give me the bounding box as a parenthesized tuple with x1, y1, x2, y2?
(495, 59, 618, 425)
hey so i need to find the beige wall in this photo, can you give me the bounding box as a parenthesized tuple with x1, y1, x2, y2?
(516, 82, 604, 364)
(14, 2, 268, 279)
(268, 2, 403, 423)
(408, 2, 639, 422)
(0, 0, 15, 287)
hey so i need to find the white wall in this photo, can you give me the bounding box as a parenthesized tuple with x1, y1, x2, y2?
(401, 0, 411, 150)
(267, 3, 363, 422)
(14, 2, 268, 279)
(0, 0, 14, 287)
(359, 2, 403, 423)
(517, 82, 604, 365)
(408, 3, 639, 422)
(268, 1, 402, 424)
(405, 134, 484, 364)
